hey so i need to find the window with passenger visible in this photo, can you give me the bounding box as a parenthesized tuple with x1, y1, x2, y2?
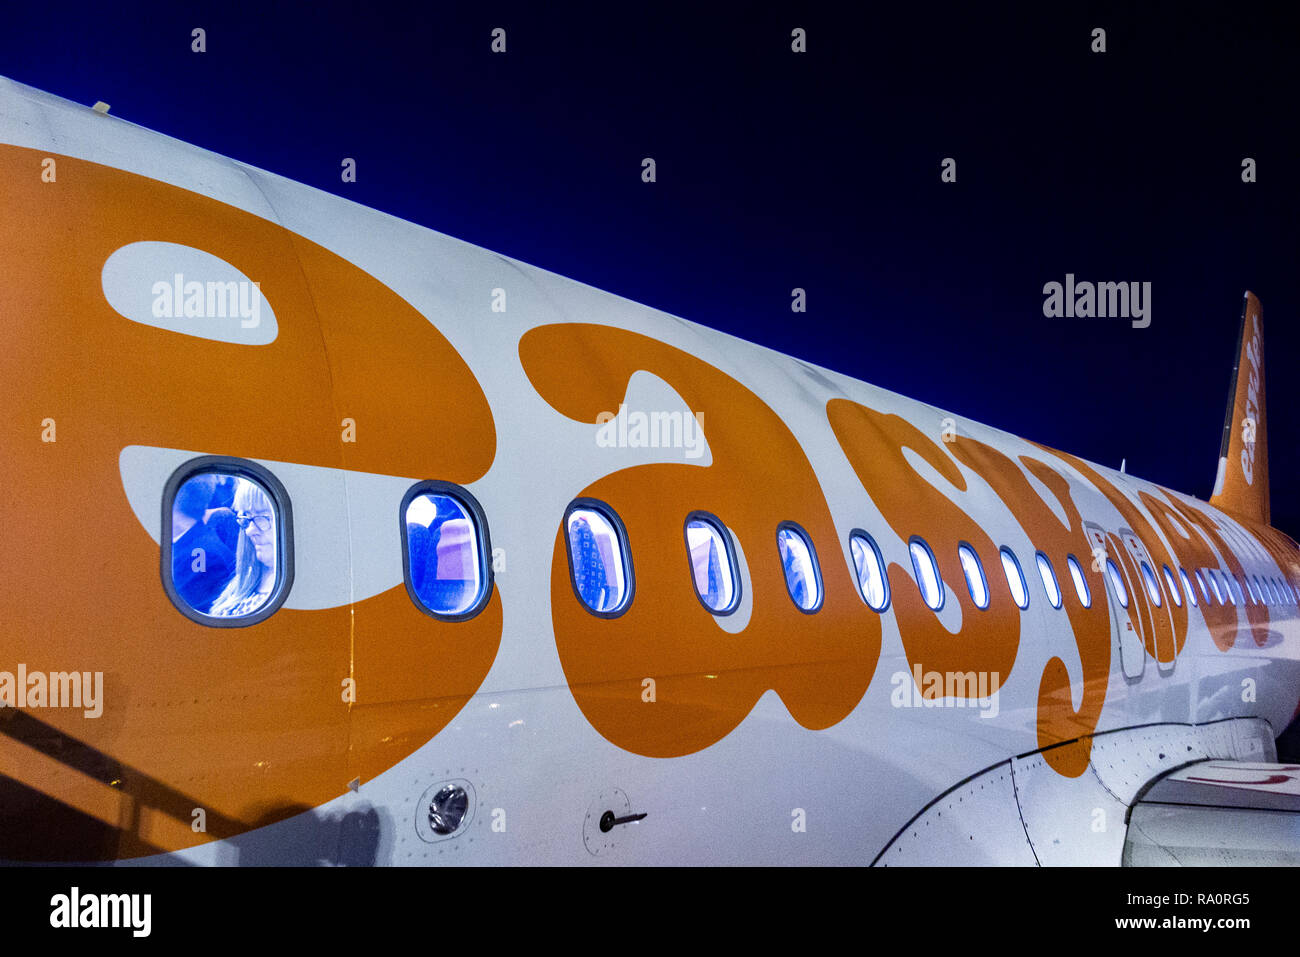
(163, 459, 292, 626)
(685, 514, 740, 614)
(850, 531, 890, 612)
(564, 501, 633, 616)
(402, 483, 492, 619)
(777, 524, 823, 612)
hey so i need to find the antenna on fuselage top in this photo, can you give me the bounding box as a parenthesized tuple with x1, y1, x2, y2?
(1120, 458, 1127, 474)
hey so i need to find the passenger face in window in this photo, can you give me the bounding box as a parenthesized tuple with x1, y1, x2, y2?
(209, 478, 277, 618)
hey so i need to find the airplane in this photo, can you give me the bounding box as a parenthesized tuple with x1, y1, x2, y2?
(1, 73, 1297, 867)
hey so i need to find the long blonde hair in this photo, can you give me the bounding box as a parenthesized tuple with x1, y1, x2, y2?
(209, 479, 274, 617)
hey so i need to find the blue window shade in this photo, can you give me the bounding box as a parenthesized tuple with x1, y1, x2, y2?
(566, 506, 630, 614)
(850, 532, 889, 611)
(405, 490, 485, 617)
(686, 517, 738, 613)
(777, 525, 821, 611)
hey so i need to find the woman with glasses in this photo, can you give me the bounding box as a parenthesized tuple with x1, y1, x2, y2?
(209, 478, 278, 618)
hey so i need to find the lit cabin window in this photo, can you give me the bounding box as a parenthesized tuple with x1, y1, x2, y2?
(850, 531, 890, 612)
(1105, 559, 1129, 608)
(1001, 547, 1029, 609)
(1140, 562, 1163, 607)
(1217, 571, 1236, 605)
(958, 543, 988, 609)
(565, 502, 633, 615)
(909, 538, 944, 610)
(777, 524, 822, 612)
(1194, 569, 1211, 604)
(1066, 554, 1091, 607)
(1162, 566, 1183, 607)
(1178, 568, 1198, 607)
(164, 462, 291, 625)
(685, 515, 739, 614)
(402, 484, 491, 619)
(1232, 576, 1247, 605)
(1035, 552, 1062, 609)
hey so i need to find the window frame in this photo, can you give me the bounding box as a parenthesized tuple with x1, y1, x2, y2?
(160, 455, 296, 629)
(775, 521, 825, 615)
(1035, 551, 1062, 609)
(682, 510, 743, 617)
(399, 480, 495, 623)
(1066, 554, 1091, 608)
(1105, 558, 1130, 609)
(1162, 565, 1183, 607)
(849, 529, 891, 613)
(1000, 546, 1030, 610)
(562, 497, 636, 619)
(957, 541, 989, 610)
(908, 536, 946, 612)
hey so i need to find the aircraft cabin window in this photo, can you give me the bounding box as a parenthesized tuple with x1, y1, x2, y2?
(162, 459, 293, 627)
(1066, 554, 1091, 608)
(958, 543, 989, 609)
(1140, 562, 1163, 607)
(1162, 566, 1183, 607)
(1105, 559, 1129, 609)
(564, 501, 634, 616)
(1036, 552, 1062, 609)
(401, 483, 492, 620)
(1217, 571, 1236, 605)
(684, 514, 740, 615)
(850, 531, 890, 612)
(1231, 576, 1246, 605)
(1178, 568, 1198, 607)
(909, 538, 944, 611)
(1001, 547, 1029, 610)
(1194, 569, 1211, 604)
(777, 523, 823, 612)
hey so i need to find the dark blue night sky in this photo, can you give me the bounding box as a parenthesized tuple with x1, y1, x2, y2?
(4, 2, 1297, 533)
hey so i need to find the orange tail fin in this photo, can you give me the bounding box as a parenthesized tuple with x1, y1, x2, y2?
(1210, 291, 1269, 524)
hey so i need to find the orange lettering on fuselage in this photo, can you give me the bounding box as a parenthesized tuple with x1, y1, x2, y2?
(1052, 453, 1187, 662)
(0, 146, 501, 859)
(948, 442, 1111, 776)
(1140, 492, 1238, 651)
(825, 403, 1020, 683)
(520, 325, 881, 758)
(1164, 495, 1272, 647)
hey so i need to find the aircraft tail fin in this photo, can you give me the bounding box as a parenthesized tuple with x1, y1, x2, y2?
(1210, 291, 1269, 525)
